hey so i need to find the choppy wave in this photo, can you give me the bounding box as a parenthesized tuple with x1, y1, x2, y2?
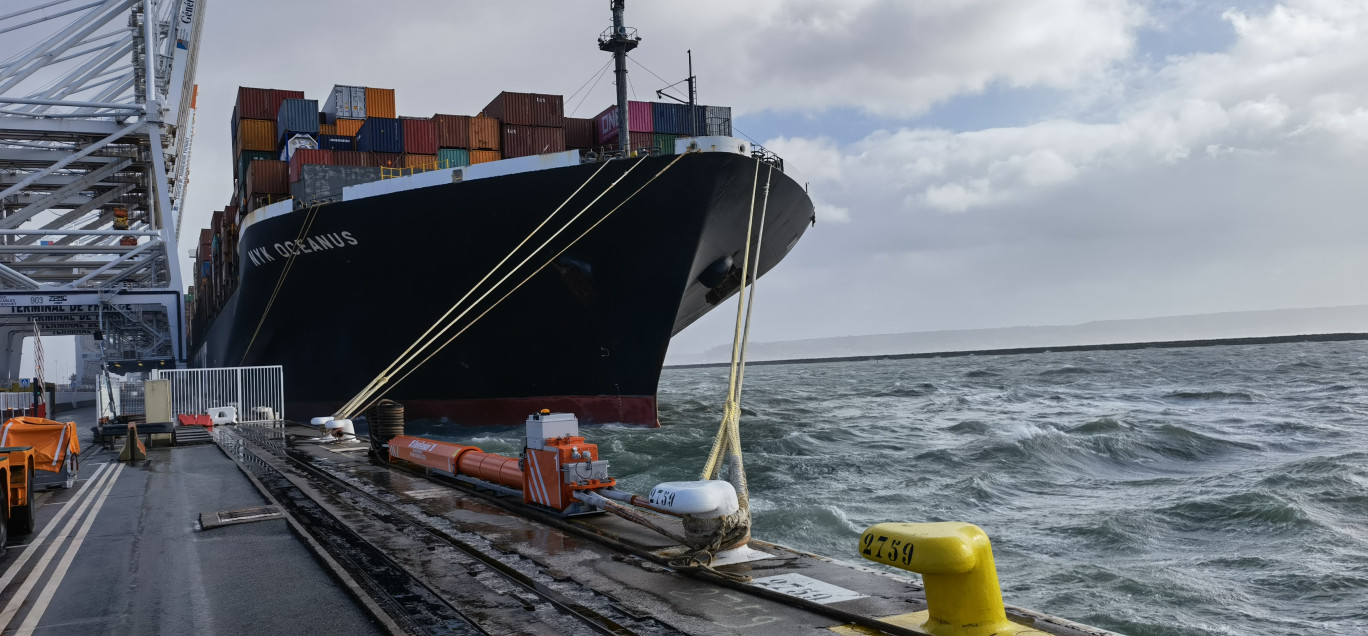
(426, 339, 1368, 636)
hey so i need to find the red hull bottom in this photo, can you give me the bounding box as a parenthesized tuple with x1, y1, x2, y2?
(289, 395, 660, 428)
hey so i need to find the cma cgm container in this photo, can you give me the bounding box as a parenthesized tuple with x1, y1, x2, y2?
(323, 85, 366, 122)
(356, 117, 404, 153)
(469, 116, 500, 151)
(365, 87, 396, 119)
(277, 98, 320, 143)
(595, 101, 653, 143)
(289, 149, 334, 182)
(433, 114, 470, 149)
(401, 117, 438, 155)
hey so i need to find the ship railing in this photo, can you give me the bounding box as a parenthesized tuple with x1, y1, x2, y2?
(750, 144, 785, 172)
(151, 365, 285, 425)
(581, 144, 663, 163)
(379, 158, 466, 180)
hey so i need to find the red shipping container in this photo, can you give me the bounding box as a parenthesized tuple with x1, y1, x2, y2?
(600, 131, 655, 152)
(235, 87, 273, 120)
(433, 114, 470, 148)
(469, 116, 500, 150)
(564, 118, 595, 148)
(370, 152, 403, 168)
(289, 149, 334, 182)
(500, 124, 536, 158)
(333, 150, 371, 167)
(246, 160, 288, 195)
(595, 101, 653, 143)
(210, 210, 224, 236)
(401, 117, 438, 155)
(530, 126, 566, 155)
(269, 89, 304, 118)
(483, 91, 535, 125)
(532, 94, 565, 128)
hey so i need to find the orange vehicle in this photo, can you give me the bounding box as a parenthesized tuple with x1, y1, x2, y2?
(1, 417, 80, 489)
(0, 445, 36, 553)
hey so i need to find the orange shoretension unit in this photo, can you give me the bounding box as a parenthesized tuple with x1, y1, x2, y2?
(0, 417, 79, 473)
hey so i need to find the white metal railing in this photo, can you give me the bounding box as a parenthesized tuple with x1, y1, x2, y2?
(151, 366, 285, 423)
(0, 392, 35, 416)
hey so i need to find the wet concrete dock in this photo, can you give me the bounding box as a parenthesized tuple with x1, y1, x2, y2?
(1, 408, 1116, 635)
(0, 407, 383, 635)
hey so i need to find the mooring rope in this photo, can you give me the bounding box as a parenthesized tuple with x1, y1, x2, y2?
(240, 202, 323, 364)
(339, 151, 690, 419)
(333, 158, 620, 418)
(669, 162, 774, 578)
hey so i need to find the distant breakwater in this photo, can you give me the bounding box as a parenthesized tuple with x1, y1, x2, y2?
(666, 332, 1368, 370)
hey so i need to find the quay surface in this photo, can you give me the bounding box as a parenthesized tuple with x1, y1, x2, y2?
(0, 406, 382, 635)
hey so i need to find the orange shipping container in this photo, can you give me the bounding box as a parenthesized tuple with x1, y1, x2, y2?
(402, 153, 438, 169)
(365, 87, 396, 118)
(469, 116, 500, 151)
(236, 119, 276, 154)
(319, 122, 337, 135)
(336, 118, 363, 136)
(470, 150, 500, 165)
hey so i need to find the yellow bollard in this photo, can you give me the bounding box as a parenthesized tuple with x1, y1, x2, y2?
(833, 522, 1045, 636)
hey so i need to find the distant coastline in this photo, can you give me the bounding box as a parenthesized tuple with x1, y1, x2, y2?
(664, 332, 1368, 370)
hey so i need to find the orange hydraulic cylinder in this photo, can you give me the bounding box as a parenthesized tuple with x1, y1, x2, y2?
(388, 435, 522, 490)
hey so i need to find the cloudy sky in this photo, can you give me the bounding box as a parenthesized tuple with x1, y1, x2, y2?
(168, 0, 1368, 354)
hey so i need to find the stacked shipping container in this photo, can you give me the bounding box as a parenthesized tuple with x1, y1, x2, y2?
(203, 83, 736, 334)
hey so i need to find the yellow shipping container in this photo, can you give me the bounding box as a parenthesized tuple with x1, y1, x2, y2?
(402, 154, 437, 169)
(365, 87, 396, 119)
(236, 119, 276, 153)
(335, 118, 363, 136)
(319, 122, 337, 135)
(470, 150, 501, 165)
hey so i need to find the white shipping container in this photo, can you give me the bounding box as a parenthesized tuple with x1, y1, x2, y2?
(322, 85, 367, 122)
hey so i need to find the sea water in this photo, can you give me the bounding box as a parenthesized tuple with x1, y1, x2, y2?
(417, 340, 1368, 635)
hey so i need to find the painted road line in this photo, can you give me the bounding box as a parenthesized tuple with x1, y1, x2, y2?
(0, 463, 111, 594)
(0, 462, 122, 632)
(16, 461, 127, 635)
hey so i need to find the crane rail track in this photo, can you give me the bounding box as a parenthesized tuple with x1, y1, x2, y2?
(218, 424, 678, 636)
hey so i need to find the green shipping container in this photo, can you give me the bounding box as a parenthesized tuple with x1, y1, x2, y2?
(437, 148, 470, 169)
(236, 150, 275, 180)
(653, 134, 677, 155)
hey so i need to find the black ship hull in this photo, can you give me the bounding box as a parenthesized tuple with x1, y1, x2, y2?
(192, 151, 812, 426)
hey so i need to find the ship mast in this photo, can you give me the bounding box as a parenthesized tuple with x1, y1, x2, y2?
(598, 0, 639, 149)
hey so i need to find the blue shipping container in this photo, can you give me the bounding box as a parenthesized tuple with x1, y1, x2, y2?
(276, 98, 320, 142)
(652, 102, 708, 136)
(317, 134, 354, 151)
(356, 117, 404, 153)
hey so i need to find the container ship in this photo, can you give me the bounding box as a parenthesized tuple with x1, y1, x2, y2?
(187, 19, 814, 427)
